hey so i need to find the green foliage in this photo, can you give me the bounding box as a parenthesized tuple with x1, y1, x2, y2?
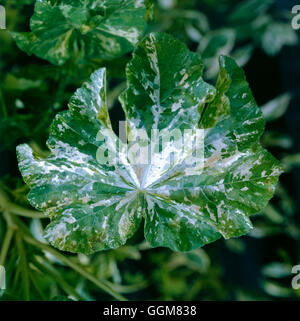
(227, 0, 298, 56)
(0, 0, 299, 301)
(153, 0, 298, 79)
(17, 32, 281, 254)
(11, 0, 147, 65)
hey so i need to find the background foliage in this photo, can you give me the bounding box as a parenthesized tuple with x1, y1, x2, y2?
(0, 0, 300, 300)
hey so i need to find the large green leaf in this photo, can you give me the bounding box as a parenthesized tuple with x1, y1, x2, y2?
(11, 0, 147, 65)
(17, 32, 282, 254)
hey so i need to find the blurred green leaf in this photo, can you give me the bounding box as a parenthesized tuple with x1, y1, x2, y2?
(261, 93, 292, 122)
(262, 204, 284, 224)
(262, 262, 291, 278)
(228, 0, 273, 26)
(281, 154, 300, 172)
(225, 238, 246, 254)
(231, 45, 254, 68)
(261, 23, 298, 56)
(262, 280, 293, 297)
(198, 29, 235, 79)
(262, 131, 293, 149)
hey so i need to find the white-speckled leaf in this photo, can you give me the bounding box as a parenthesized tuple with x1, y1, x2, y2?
(17, 69, 142, 253)
(11, 0, 147, 65)
(17, 32, 282, 253)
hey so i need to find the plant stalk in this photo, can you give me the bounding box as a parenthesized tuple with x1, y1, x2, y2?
(22, 234, 127, 301)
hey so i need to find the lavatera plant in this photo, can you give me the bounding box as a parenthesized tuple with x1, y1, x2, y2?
(17, 32, 282, 254)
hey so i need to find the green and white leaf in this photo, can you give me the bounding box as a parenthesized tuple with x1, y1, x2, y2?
(228, 0, 273, 25)
(261, 22, 298, 56)
(17, 32, 282, 254)
(261, 93, 292, 122)
(231, 45, 254, 69)
(11, 0, 147, 65)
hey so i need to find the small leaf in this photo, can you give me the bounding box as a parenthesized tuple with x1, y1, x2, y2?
(261, 23, 298, 56)
(231, 45, 254, 68)
(262, 280, 293, 297)
(262, 131, 293, 149)
(17, 32, 282, 254)
(198, 29, 236, 79)
(281, 153, 300, 172)
(225, 238, 245, 254)
(261, 93, 292, 122)
(262, 204, 284, 224)
(228, 0, 273, 25)
(262, 262, 291, 278)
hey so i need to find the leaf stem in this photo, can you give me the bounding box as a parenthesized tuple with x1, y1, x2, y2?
(22, 234, 127, 301)
(0, 188, 44, 219)
(7, 202, 45, 219)
(15, 232, 30, 300)
(32, 256, 85, 301)
(28, 270, 47, 300)
(0, 222, 14, 266)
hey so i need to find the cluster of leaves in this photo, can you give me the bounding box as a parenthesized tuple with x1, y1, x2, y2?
(154, 0, 298, 78)
(0, 0, 300, 301)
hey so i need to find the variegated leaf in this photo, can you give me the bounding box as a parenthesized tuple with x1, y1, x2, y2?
(17, 32, 282, 253)
(11, 0, 147, 65)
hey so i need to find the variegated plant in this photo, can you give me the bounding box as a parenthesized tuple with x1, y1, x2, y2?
(11, 0, 147, 65)
(17, 32, 282, 254)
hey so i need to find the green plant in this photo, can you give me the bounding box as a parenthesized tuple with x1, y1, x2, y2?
(11, 0, 148, 65)
(0, 0, 299, 301)
(16, 31, 282, 254)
